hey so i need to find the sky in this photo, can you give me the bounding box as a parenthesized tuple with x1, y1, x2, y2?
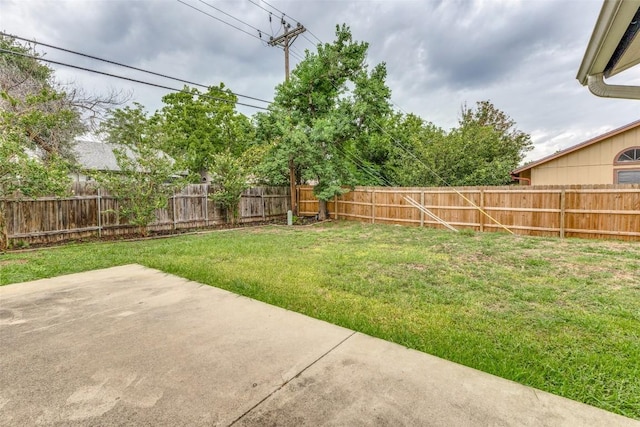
(1, 0, 639, 163)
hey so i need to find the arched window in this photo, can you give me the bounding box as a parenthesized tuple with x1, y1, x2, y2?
(614, 147, 640, 184)
(616, 147, 640, 163)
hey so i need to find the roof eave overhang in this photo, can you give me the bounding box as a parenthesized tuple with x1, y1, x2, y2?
(577, 0, 640, 87)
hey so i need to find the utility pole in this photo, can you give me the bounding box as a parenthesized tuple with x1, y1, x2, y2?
(268, 22, 306, 82)
(269, 22, 306, 215)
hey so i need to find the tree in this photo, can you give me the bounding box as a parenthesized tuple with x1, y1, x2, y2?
(382, 101, 532, 187)
(0, 35, 76, 250)
(0, 35, 125, 160)
(0, 135, 73, 250)
(0, 35, 128, 250)
(159, 84, 252, 182)
(0, 36, 82, 160)
(444, 100, 532, 186)
(381, 113, 446, 187)
(96, 103, 185, 236)
(256, 25, 392, 218)
(208, 151, 248, 224)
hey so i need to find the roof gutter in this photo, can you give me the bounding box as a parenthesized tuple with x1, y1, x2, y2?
(577, 0, 640, 99)
(577, 0, 627, 85)
(587, 72, 640, 99)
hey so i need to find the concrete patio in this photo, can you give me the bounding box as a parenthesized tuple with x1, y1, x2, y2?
(0, 264, 637, 426)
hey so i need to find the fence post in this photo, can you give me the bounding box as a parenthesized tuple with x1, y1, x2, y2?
(560, 189, 566, 239)
(97, 188, 102, 238)
(479, 189, 485, 233)
(262, 187, 266, 221)
(420, 190, 425, 227)
(371, 189, 376, 224)
(333, 195, 338, 220)
(172, 191, 177, 230)
(204, 185, 209, 227)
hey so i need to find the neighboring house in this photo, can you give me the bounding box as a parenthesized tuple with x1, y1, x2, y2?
(512, 119, 640, 185)
(70, 140, 185, 182)
(70, 140, 125, 181)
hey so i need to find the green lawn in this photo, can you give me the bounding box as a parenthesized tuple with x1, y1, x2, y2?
(2, 221, 639, 419)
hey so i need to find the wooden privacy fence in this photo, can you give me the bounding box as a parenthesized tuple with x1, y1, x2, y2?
(298, 184, 640, 241)
(4, 184, 289, 246)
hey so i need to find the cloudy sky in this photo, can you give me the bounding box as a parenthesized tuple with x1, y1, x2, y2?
(1, 0, 639, 162)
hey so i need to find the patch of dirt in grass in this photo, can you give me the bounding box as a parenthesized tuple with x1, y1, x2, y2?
(482, 301, 512, 314)
(557, 261, 639, 288)
(0, 259, 28, 266)
(405, 263, 427, 272)
(245, 220, 332, 235)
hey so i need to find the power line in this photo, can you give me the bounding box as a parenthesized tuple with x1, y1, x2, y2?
(177, 0, 263, 42)
(301, 33, 318, 48)
(249, 2, 409, 116)
(177, 1, 303, 66)
(246, 0, 273, 16)
(0, 48, 270, 111)
(195, 0, 269, 38)
(259, 0, 287, 17)
(177, 1, 305, 86)
(289, 47, 305, 62)
(1, 32, 272, 104)
(334, 144, 394, 187)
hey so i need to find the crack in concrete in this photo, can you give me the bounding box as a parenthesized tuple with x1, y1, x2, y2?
(227, 331, 357, 426)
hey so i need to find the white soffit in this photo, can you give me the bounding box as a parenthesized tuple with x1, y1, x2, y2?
(577, 0, 640, 85)
(611, 25, 640, 75)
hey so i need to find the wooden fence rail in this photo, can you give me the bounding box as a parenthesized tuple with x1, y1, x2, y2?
(298, 184, 640, 241)
(3, 185, 289, 247)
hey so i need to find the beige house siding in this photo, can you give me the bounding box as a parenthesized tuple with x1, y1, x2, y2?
(521, 124, 640, 185)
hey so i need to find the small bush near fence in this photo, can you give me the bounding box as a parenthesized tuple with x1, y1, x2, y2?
(3, 183, 289, 247)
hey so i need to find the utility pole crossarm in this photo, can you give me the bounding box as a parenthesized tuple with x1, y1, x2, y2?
(268, 23, 306, 82)
(267, 23, 306, 46)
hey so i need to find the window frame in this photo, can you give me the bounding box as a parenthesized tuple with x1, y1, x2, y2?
(614, 146, 640, 165)
(614, 168, 640, 184)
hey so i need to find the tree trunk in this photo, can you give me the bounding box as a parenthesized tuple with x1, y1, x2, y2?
(318, 199, 328, 221)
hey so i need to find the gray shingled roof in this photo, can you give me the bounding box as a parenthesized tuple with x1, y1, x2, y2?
(72, 140, 134, 172)
(72, 140, 183, 175)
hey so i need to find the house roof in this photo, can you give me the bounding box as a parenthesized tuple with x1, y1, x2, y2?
(512, 119, 640, 174)
(577, 0, 640, 85)
(72, 140, 184, 176)
(72, 140, 128, 172)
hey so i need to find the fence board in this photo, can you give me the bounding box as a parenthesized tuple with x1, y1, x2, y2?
(3, 184, 289, 247)
(298, 184, 640, 241)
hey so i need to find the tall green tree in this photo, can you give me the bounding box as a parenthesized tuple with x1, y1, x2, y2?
(382, 113, 446, 186)
(383, 101, 532, 187)
(159, 84, 252, 182)
(441, 101, 532, 186)
(257, 25, 392, 218)
(96, 103, 185, 236)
